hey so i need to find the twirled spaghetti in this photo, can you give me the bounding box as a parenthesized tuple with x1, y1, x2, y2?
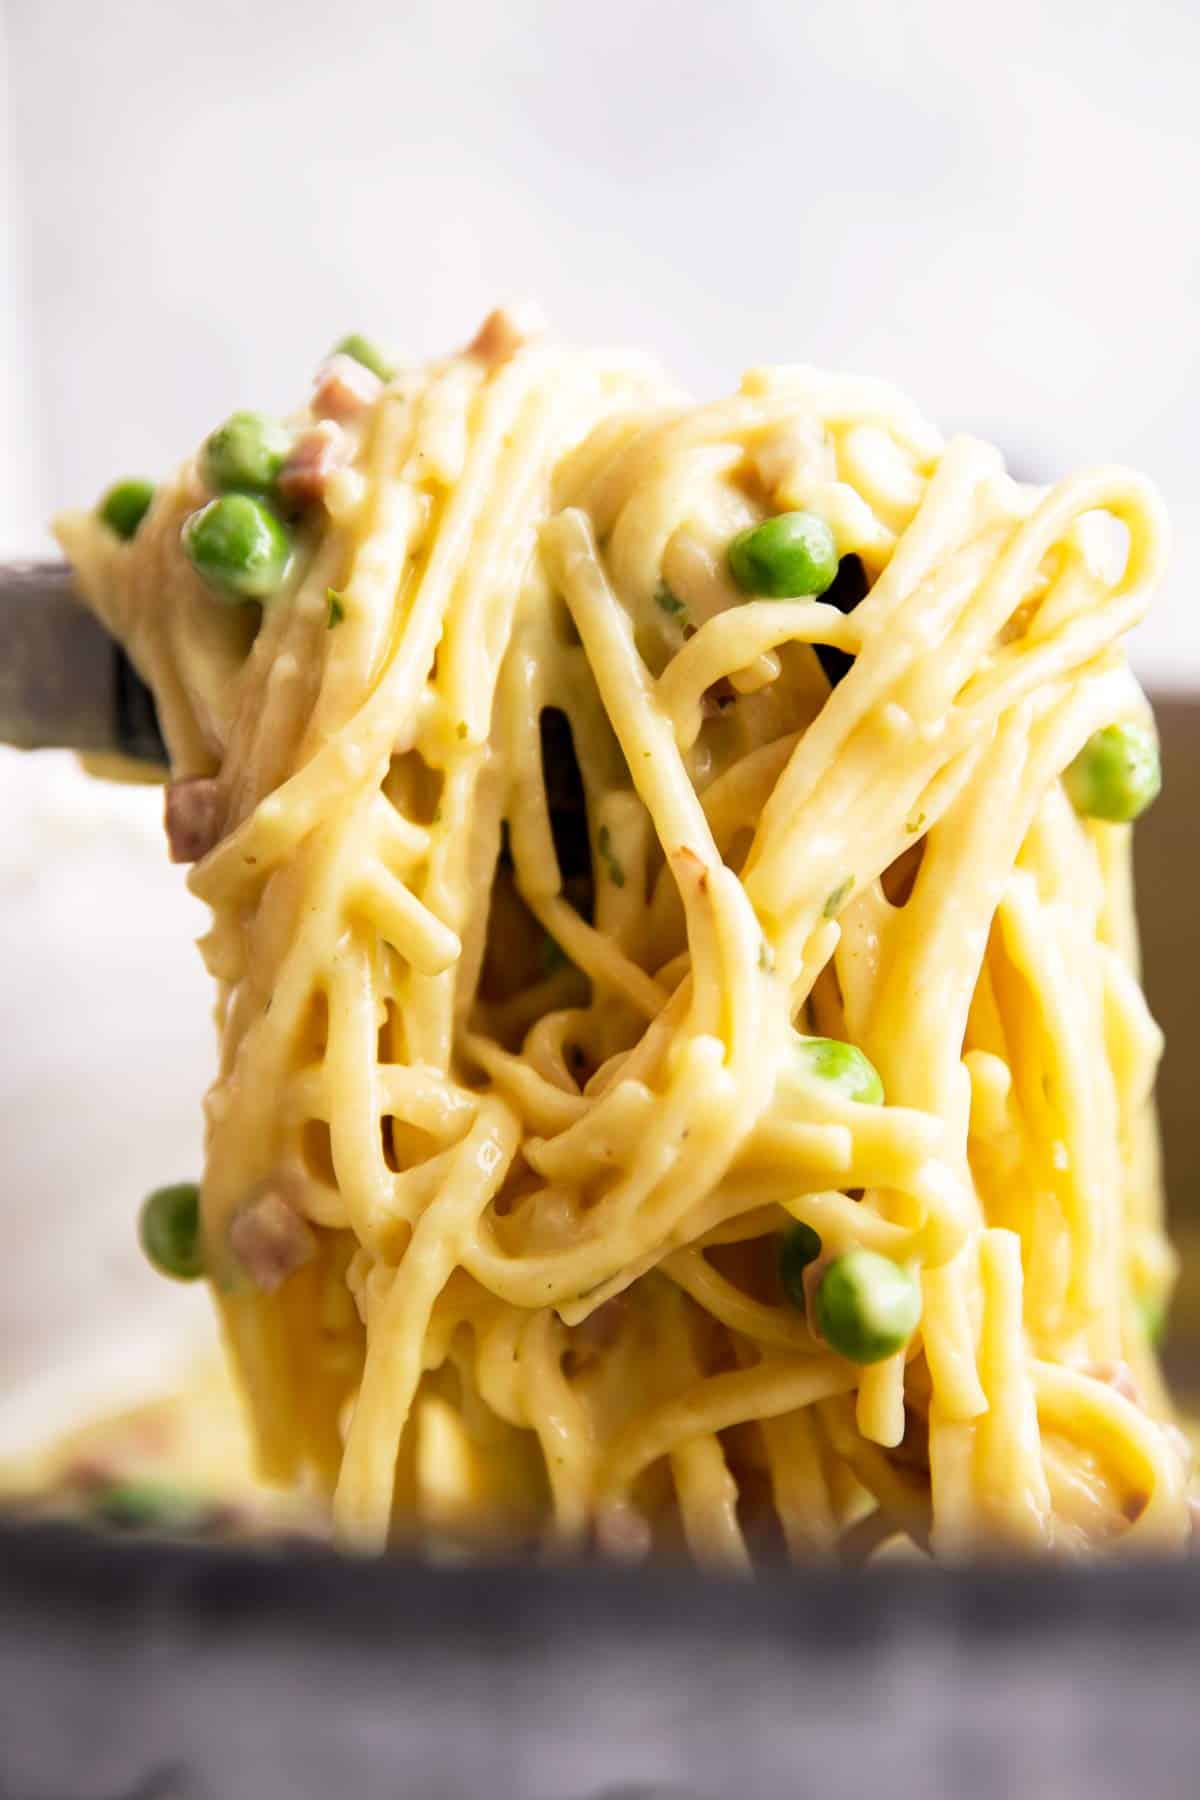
(56, 311, 1192, 1563)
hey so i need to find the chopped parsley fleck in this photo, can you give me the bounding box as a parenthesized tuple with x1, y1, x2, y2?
(326, 587, 345, 628)
(89, 1479, 215, 1536)
(822, 877, 854, 919)
(905, 811, 927, 835)
(655, 584, 688, 623)
(758, 939, 776, 973)
(1137, 1293, 1166, 1346)
(597, 824, 626, 888)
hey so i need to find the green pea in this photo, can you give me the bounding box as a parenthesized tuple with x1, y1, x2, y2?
(182, 494, 292, 602)
(138, 1181, 205, 1281)
(728, 511, 838, 599)
(90, 1479, 213, 1535)
(790, 1034, 884, 1105)
(333, 332, 396, 382)
(201, 410, 293, 494)
(779, 1221, 823, 1310)
(97, 478, 156, 540)
(814, 1249, 921, 1363)
(1063, 723, 1160, 823)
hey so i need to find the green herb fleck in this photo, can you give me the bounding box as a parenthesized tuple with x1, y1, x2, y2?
(89, 1479, 215, 1536)
(597, 824, 626, 888)
(327, 587, 345, 628)
(905, 812, 927, 835)
(822, 877, 854, 919)
(655, 584, 688, 623)
(1136, 1293, 1167, 1347)
(541, 933, 567, 976)
(758, 939, 776, 973)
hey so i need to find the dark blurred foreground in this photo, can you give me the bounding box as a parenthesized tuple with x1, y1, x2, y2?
(2, 695, 1200, 1800)
(2, 1520, 1200, 1800)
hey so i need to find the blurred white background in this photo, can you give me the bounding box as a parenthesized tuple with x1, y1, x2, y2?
(5, 0, 1200, 657)
(1, 0, 1197, 1440)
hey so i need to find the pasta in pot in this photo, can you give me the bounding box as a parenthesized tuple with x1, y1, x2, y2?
(56, 310, 1192, 1563)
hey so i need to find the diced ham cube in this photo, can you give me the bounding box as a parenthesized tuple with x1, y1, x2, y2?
(466, 303, 545, 367)
(277, 420, 346, 510)
(1084, 1361, 1141, 1405)
(800, 1256, 831, 1339)
(229, 1188, 317, 1294)
(700, 677, 737, 718)
(164, 777, 222, 864)
(594, 1501, 652, 1561)
(312, 353, 382, 422)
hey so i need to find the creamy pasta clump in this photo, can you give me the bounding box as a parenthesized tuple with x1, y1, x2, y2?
(58, 311, 1191, 1564)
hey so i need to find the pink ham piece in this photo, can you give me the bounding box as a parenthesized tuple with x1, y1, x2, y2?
(466, 303, 545, 368)
(700, 677, 737, 719)
(801, 1255, 830, 1340)
(312, 352, 382, 422)
(277, 420, 346, 510)
(594, 1501, 652, 1562)
(1083, 1361, 1141, 1405)
(228, 1188, 318, 1294)
(164, 777, 222, 864)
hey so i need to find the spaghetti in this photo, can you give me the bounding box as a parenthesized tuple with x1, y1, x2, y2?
(56, 311, 1193, 1563)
